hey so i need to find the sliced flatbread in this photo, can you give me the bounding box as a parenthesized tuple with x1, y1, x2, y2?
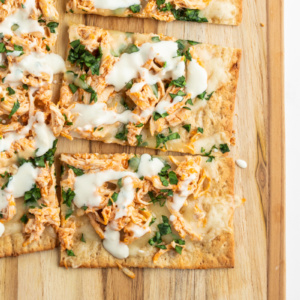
(59, 25, 241, 155)
(0, 0, 63, 257)
(66, 0, 242, 26)
(59, 153, 235, 269)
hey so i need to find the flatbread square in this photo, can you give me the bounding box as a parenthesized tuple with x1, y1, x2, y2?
(66, 0, 243, 26)
(0, 0, 64, 257)
(59, 153, 235, 269)
(59, 25, 241, 155)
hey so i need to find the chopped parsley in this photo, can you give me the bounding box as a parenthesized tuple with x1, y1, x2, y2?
(66, 249, 75, 256)
(148, 189, 173, 206)
(20, 214, 28, 224)
(69, 83, 78, 94)
(115, 125, 128, 141)
(46, 22, 59, 34)
(197, 91, 214, 101)
(155, 132, 180, 149)
(150, 83, 158, 98)
(65, 209, 73, 220)
(1, 171, 12, 190)
(108, 192, 119, 206)
(169, 90, 186, 99)
(7, 87, 15, 95)
(149, 216, 156, 226)
(24, 184, 41, 208)
(128, 156, 140, 172)
(129, 5, 141, 13)
(8, 100, 20, 119)
(62, 188, 75, 207)
(125, 80, 133, 89)
(151, 36, 161, 43)
(63, 114, 73, 126)
(68, 40, 102, 75)
(219, 143, 230, 153)
(80, 234, 86, 243)
(123, 44, 139, 54)
(153, 111, 169, 121)
(197, 127, 204, 133)
(158, 164, 178, 187)
(169, 76, 186, 88)
(68, 165, 84, 176)
(182, 124, 191, 132)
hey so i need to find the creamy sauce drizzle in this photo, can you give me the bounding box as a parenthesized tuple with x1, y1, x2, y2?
(72, 154, 164, 259)
(0, 0, 44, 36)
(5, 52, 65, 86)
(93, 0, 140, 10)
(6, 162, 39, 198)
(236, 159, 247, 169)
(106, 41, 186, 91)
(71, 102, 138, 130)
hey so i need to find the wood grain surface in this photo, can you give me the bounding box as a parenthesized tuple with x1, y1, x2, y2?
(0, 0, 285, 299)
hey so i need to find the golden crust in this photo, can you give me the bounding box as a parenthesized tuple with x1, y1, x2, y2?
(59, 153, 235, 269)
(66, 0, 242, 26)
(0, 229, 57, 258)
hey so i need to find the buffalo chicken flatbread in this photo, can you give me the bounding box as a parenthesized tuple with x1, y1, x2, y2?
(66, 0, 242, 26)
(59, 25, 241, 155)
(0, 0, 64, 257)
(59, 153, 235, 269)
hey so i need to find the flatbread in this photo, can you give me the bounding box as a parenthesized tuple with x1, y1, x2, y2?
(59, 153, 235, 269)
(66, 0, 242, 26)
(59, 25, 241, 155)
(0, 0, 62, 257)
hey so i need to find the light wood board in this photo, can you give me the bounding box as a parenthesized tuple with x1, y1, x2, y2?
(0, 0, 285, 299)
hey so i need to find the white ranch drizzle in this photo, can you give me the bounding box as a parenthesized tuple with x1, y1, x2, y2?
(0, 222, 4, 237)
(6, 162, 39, 198)
(169, 174, 196, 212)
(185, 59, 207, 98)
(71, 102, 138, 130)
(72, 154, 164, 259)
(236, 159, 247, 169)
(0, 0, 44, 36)
(5, 52, 66, 86)
(154, 95, 183, 115)
(106, 41, 186, 91)
(33, 111, 56, 156)
(93, 0, 140, 10)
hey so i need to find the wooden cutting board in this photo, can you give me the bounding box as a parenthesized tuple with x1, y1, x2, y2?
(0, 0, 285, 299)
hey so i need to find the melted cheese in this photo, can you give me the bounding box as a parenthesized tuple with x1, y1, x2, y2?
(0, 0, 44, 36)
(6, 162, 39, 198)
(203, 0, 237, 21)
(93, 0, 140, 10)
(71, 102, 138, 130)
(5, 52, 65, 86)
(106, 41, 185, 91)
